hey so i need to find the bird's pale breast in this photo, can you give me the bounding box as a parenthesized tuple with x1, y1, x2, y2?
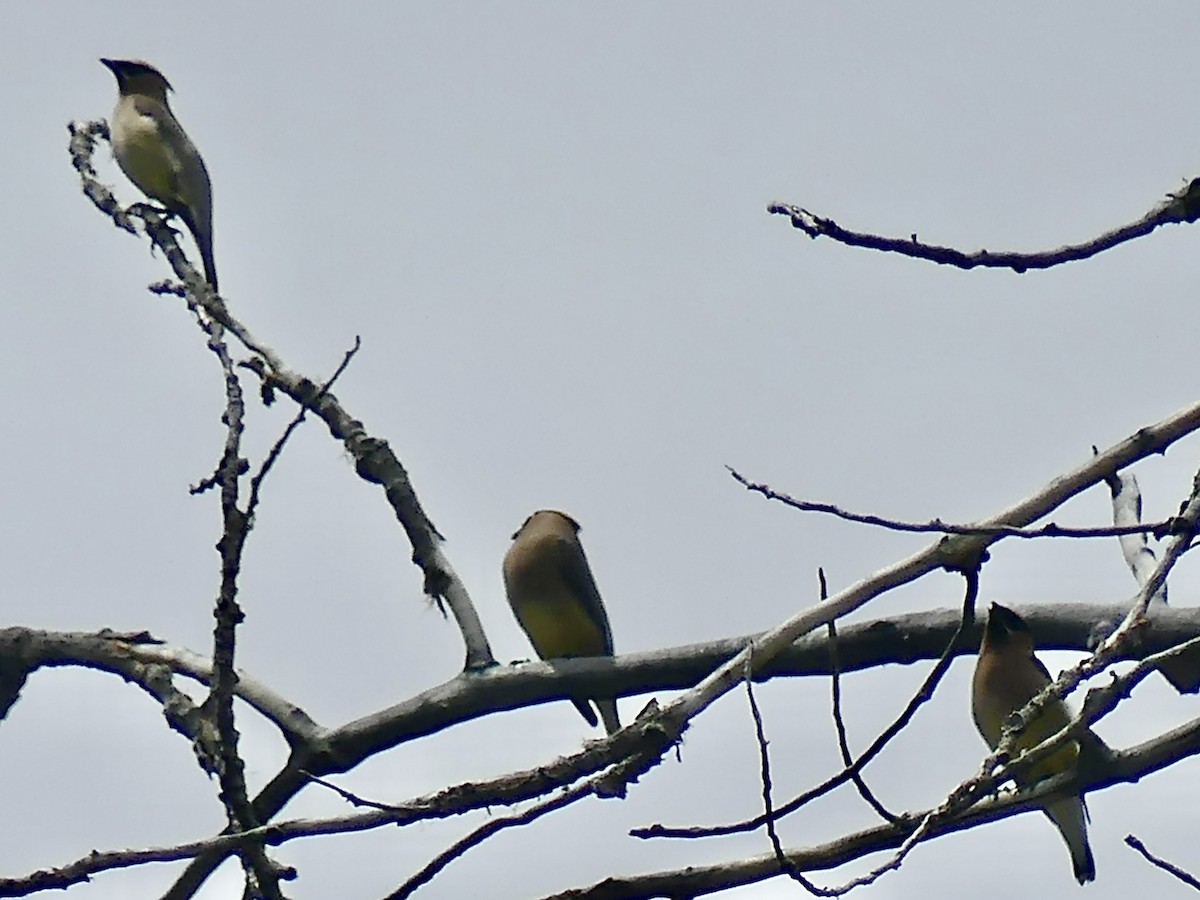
(112, 107, 181, 204)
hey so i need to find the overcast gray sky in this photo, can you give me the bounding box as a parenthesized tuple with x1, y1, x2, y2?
(2, 2, 1199, 898)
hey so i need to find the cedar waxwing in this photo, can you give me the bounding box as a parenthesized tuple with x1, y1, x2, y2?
(503, 510, 621, 735)
(100, 58, 218, 292)
(972, 603, 1095, 884)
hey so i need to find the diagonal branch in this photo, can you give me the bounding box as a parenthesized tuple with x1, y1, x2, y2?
(245, 337, 360, 521)
(69, 119, 494, 675)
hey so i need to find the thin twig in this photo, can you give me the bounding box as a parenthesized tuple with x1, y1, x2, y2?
(744, 658, 824, 895)
(385, 709, 683, 897)
(825, 569, 900, 824)
(246, 337, 361, 520)
(70, 120, 495, 682)
(385, 787, 587, 900)
(299, 773, 396, 812)
(641, 571, 977, 839)
(729, 468, 1174, 540)
(1125, 835, 1200, 891)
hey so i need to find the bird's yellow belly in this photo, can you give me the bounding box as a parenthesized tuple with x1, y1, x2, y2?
(517, 596, 607, 659)
(1012, 711, 1079, 785)
(114, 118, 180, 203)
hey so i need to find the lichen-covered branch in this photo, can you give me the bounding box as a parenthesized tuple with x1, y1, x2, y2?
(69, 119, 494, 674)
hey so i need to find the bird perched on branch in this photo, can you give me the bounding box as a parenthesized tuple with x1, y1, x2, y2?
(100, 58, 218, 292)
(972, 602, 1095, 884)
(503, 510, 620, 735)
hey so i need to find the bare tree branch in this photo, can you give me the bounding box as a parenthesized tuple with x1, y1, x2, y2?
(1125, 835, 1200, 891)
(66, 121, 136, 235)
(744, 661, 825, 895)
(246, 337, 361, 520)
(824, 570, 902, 825)
(0, 628, 321, 741)
(192, 281, 287, 898)
(730, 468, 1176, 540)
(0, 705, 670, 898)
(4, 621, 1198, 896)
(767, 177, 1200, 272)
(878, 466, 1200, 895)
(69, 120, 495, 675)
(4, 597, 1196, 755)
(645, 397, 1200, 816)
(811, 624, 1200, 897)
(124, 642, 324, 746)
(639, 574, 977, 840)
(550, 714, 1200, 899)
(1105, 467, 1165, 598)
(1104, 464, 1200, 692)
(182, 399, 1200, 894)
(383, 710, 682, 899)
(57, 96, 1200, 900)
(1097, 464, 1200, 653)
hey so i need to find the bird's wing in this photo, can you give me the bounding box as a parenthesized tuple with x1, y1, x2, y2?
(555, 537, 614, 654)
(1030, 653, 1054, 685)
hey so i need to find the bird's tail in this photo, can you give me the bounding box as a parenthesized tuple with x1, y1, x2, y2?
(570, 698, 599, 729)
(1044, 796, 1096, 884)
(179, 208, 218, 292)
(193, 218, 218, 292)
(594, 698, 621, 736)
